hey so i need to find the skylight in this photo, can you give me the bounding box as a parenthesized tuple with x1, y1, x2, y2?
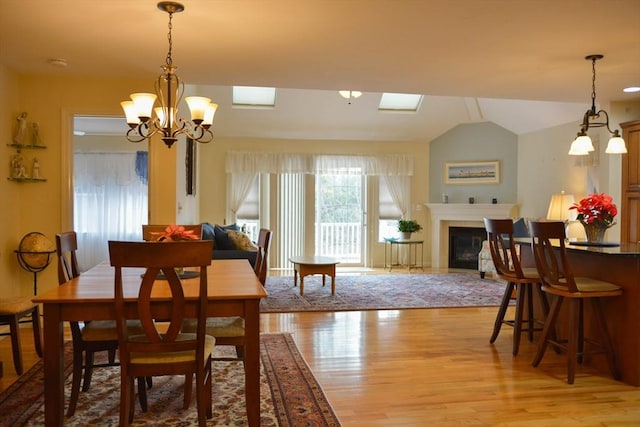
(379, 93, 423, 111)
(232, 86, 276, 107)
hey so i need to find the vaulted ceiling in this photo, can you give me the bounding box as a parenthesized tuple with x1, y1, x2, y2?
(3, 0, 639, 141)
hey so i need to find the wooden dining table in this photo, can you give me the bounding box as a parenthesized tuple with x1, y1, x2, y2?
(33, 258, 268, 426)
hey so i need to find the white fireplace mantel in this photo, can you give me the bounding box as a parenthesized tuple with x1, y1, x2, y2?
(426, 203, 518, 268)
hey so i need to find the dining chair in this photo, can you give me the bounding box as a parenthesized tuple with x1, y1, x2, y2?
(483, 218, 549, 355)
(56, 231, 148, 416)
(529, 221, 622, 384)
(183, 228, 271, 365)
(0, 297, 42, 375)
(254, 228, 272, 286)
(108, 240, 215, 426)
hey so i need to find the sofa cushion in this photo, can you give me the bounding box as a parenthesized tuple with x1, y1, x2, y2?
(513, 217, 529, 237)
(227, 230, 259, 251)
(214, 225, 236, 250)
(212, 249, 257, 266)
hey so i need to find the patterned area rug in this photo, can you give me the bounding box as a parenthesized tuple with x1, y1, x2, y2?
(261, 273, 505, 313)
(0, 334, 340, 427)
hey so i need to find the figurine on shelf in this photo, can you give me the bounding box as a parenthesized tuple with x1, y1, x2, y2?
(32, 157, 41, 179)
(31, 122, 42, 146)
(10, 153, 27, 178)
(13, 112, 28, 146)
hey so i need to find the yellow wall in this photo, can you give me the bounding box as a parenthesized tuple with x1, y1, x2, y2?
(1, 70, 178, 297)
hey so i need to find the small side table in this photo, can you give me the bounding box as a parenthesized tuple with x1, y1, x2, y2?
(384, 238, 424, 272)
(288, 256, 340, 296)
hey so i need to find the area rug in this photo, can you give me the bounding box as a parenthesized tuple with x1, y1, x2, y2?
(261, 273, 506, 313)
(0, 334, 341, 427)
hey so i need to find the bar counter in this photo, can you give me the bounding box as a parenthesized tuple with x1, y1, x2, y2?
(518, 239, 640, 386)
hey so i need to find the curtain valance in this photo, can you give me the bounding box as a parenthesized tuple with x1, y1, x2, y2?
(225, 151, 413, 176)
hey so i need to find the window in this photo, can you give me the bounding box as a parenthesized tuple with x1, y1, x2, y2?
(378, 176, 403, 241)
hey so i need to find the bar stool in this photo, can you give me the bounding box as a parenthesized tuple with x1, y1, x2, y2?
(484, 218, 549, 355)
(529, 221, 622, 384)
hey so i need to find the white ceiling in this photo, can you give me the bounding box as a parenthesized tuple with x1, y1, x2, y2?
(3, 0, 640, 141)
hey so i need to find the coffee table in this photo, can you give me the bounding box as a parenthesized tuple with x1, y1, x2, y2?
(288, 256, 339, 296)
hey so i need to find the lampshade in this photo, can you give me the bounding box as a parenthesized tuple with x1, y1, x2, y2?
(605, 136, 628, 154)
(568, 134, 594, 155)
(546, 192, 577, 221)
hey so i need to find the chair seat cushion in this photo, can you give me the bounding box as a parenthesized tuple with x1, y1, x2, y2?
(81, 319, 144, 341)
(129, 333, 216, 364)
(182, 316, 245, 337)
(0, 297, 36, 315)
(545, 277, 621, 295)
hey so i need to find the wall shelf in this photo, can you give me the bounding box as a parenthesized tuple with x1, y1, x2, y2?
(7, 177, 47, 183)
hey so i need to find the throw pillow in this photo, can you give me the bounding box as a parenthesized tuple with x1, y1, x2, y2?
(214, 225, 236, 250)
(227, 230, 259, 251)
(202, 222, 216, 245)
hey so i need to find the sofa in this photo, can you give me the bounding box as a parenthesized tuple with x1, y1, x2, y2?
(201, 222, 258, 267)
(478, 217, 529, 278)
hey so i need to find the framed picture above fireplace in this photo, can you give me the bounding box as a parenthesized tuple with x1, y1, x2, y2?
(445, 160, 500, 185)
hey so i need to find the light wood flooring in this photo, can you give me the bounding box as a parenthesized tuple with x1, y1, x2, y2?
(2, 269, 640, 426)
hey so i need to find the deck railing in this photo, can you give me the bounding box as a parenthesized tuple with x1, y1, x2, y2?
(315, 222, 361, 263)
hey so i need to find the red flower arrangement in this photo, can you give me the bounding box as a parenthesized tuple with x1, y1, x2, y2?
(569, 193, 617, 227)
(151, 224, 200, 242)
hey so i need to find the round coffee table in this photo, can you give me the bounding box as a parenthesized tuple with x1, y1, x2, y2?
(288, 256, 339, 296)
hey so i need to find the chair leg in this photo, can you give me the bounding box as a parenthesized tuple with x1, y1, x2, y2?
(490, 282, 515, 344)
(183, 373, 193, 410)
(8, 315, 24, 375)
(82, 351, 95, 391)
(67, 343, 84, 417)
(566, 298, 580, 384)
(526, 285, 535, 343)
(512, 284, 526, 356)
(31, 307, 43, 357)
(235, 345, 245, 360)
(137, 377, 148, 412)
(533, 295, 563, 367)
(577, 299, 585, 364)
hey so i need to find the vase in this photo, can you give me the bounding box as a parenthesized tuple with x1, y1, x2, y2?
(401, 232, 412, 240)
(581, 222, 608, 244)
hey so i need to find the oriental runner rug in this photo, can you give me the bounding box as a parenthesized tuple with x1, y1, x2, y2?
(0, 334, 340, 427)
(261, 273, 505, 313)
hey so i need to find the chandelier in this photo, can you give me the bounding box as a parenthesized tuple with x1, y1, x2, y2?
(568, 54, 627, 156)
(121, 2, 218, 148)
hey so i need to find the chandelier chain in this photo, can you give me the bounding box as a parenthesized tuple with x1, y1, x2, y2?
(590, 56, 597, 108)
(165, 11, 174, 66)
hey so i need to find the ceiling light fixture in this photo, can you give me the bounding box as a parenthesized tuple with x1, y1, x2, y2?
(121, 2, 218, 148)
(568, 54, 627, 156)
(338, 90, 362, 104)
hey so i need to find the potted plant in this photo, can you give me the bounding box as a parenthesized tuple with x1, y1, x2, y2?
(398, 219, 422, 239)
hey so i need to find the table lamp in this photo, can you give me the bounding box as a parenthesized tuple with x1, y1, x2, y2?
(546, 191, 581, 240)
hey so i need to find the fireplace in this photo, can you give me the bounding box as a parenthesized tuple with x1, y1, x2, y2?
(448, 227, 486, 269)
(426, 203, 518, 268)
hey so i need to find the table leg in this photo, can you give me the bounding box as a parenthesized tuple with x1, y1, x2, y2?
(293, 266, 298, 287)
(322, 274, 326, 287)
(300, 276, 305, 296)
(244, 300, 260, 427)
(43, 304, 64, 426)
(331, 266, 336, 295)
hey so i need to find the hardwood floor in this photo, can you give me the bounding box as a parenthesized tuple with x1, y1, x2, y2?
(2, 271, 640, 425)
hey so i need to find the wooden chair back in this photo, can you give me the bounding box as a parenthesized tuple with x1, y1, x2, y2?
(55, 231, 80, 284)
(142, 224, 203, 241)
(483, 218, 525, 280)
(254, 228, 272, 285)
(108, 240, 213, 366)
(528, 221, 578, 293)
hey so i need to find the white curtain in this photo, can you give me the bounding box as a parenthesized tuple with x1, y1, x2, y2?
(74, 153, 148, 271)
(382, 175, 411, 218)
(226, 152, 413, 176)
(227, 173, 258, 224)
